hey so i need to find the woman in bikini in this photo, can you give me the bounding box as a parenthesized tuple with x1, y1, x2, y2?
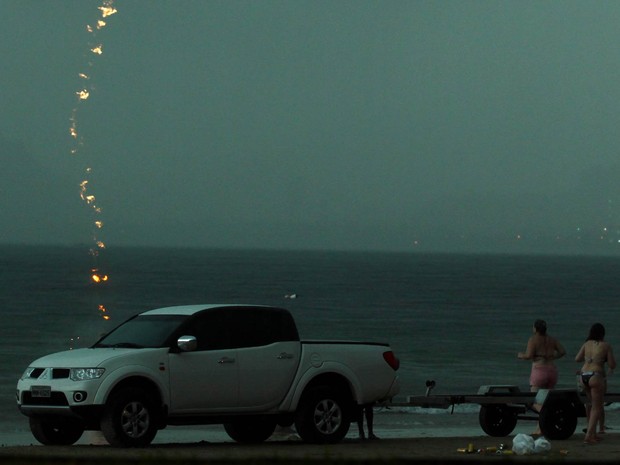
(518, 319, 566, 435)
(575, 323, 616, 444)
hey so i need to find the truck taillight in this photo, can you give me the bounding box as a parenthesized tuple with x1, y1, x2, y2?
(383, 351, 400, 370)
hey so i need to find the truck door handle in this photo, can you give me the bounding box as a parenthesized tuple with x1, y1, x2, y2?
(277, 352, 294, 359)
(218, 357, 236, 364)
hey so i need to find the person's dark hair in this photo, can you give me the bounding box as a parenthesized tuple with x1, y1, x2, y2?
(587, 323, 605, 342)
(534, 319, 547, 336)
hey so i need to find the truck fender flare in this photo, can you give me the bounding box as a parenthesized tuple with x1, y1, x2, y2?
(288, 361, 363, 410)
(93, 365, 169, 406)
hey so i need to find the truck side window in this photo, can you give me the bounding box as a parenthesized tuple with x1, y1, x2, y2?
(178, 307, 299, 351)
(180, 311, 234, 351)
(229, 307, 300, 348)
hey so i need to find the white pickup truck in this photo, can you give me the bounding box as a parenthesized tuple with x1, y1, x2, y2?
(17, 304, 400, 447)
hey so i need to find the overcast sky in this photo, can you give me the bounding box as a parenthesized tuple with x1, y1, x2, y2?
(2, 1, 620, 254)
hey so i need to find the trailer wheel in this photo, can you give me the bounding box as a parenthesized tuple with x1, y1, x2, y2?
(539, 399, 577, 440)
(479, 405, 517, 437)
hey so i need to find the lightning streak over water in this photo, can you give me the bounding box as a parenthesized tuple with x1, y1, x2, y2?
(68, 1, 117, 334)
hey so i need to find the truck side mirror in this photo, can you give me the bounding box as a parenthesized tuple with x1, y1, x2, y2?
(177, 335, 197, 352)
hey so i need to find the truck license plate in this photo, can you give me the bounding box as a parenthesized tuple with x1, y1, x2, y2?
(31, 386, 51, 398)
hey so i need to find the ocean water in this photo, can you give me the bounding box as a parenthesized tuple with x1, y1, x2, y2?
(2, 245, 620, 445)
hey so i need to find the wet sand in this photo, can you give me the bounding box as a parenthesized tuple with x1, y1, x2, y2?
(0, 434, 618, 464)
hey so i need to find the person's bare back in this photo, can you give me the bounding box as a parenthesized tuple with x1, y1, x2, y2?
(528, 334, 563, 366)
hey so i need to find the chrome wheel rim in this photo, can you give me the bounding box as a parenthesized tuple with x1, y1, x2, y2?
(120, 401, 150, 438)
(313, 398, 342, 434)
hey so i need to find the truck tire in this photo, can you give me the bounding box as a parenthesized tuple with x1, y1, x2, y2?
(478, 405, 517, 437)
(29, 416, 84, 445)
(101, 387, 159, 447)
(539, 399, 578, 440)
(295, 386, 351, 444)
(224, 417, 277, 443)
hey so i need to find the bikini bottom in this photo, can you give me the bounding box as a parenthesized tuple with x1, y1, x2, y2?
(580, 371, 604, 387)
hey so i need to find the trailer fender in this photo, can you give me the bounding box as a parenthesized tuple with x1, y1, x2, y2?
(538, 390, 583, 440)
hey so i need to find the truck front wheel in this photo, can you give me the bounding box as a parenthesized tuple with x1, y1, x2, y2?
(101, 387, 159, 447)
(295, 386, 351, 444)
(29, 416, 84, 445)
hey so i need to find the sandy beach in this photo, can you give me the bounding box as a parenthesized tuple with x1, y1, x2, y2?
(1, 433, 618, 464)
(2, 412, 619, 464)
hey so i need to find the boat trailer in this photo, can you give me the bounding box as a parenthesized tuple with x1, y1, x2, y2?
(388, 381, 620, 440)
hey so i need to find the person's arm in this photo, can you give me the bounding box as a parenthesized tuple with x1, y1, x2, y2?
(607, 345, 616, 372)
(554, 339, 567, 360)
(518, 337, 535, 360)
(575, 343, 585, 363)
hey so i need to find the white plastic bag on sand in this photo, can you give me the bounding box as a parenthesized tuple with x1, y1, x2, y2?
(534, 437, 551, 453)
(512, 433, 535, 455)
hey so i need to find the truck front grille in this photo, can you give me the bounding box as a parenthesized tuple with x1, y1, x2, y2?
(21, 392, 69, 406)
(52, 369, 70, 379)
(26, 368, 70, 380)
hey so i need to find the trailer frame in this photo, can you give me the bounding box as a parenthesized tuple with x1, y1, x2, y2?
(387, 381, 620, 440)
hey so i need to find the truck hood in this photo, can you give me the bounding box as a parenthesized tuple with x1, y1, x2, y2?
(29, 347, 166, 368)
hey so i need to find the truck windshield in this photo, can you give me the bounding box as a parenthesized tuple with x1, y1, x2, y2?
(93, 315, 188, 348)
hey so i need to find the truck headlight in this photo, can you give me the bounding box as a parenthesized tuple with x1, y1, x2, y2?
(21, 367, 36, 380)
(70, 368, 105, 381)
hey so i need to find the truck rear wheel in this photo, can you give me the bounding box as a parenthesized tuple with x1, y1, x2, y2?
(224, 417, 277, 443)
(29, 416, 84, 445)
(101, 387, 158, 447)
(295, 386, 351, 444)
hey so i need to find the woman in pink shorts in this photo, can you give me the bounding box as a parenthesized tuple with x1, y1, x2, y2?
(518, 319, 566, 435)
(529, 363, 558, 388)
